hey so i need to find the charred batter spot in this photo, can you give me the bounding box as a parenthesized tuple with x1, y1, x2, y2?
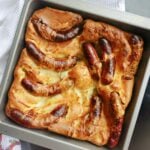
(121, 75, 133, 80)
(130, 35, 142, 45)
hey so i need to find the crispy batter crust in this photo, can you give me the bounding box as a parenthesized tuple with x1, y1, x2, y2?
(6, 7, 143, 148)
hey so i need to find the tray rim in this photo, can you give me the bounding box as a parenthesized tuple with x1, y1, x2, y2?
(0, 0, 150, 150)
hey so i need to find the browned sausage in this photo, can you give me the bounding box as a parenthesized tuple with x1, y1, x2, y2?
(90, 95, 102, 118)
(21, 78, 61, 97)
(99, 38, 112, 55)
(83, 42, 100, 66)
(108, 91, 124, 148)
(51, 104, 68, 117)
(32, 18, 82, 42)
(9, 107, 67, 128)
(83, 95, 102, 135)
(101, 57, 116, 85)
(83, 42, 102, 79)
(99, 38, 115, 84)
(108, 117, 124, 148)
(26, 42, 77, 71)
(110, 91, 124, 119)
(127, 34, 143, 76)
(10, 109, 33, 128)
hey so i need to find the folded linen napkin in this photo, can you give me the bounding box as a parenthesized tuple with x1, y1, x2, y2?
(0, 0, 125, 149)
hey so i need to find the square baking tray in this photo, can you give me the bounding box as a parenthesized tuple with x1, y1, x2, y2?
(0, 0, 150, 150)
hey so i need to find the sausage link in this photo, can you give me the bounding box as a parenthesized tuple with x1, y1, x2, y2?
(51, 105, 68, 117)
(108, 91, 124, 148)
(26, 42, 77, 71)
(90, 95, 102, 118)
(9, 108, 63, 128)
(110, 91, 124, 119)
(99, 38, 112, 55)
(32, 18, 82, 42)
(108, 117, 124, 148)
(127, 34, 143, 76)
(55, 26, 82, 42)
(10, 109, 33, 128)
(101, 57, 116, 84)
(83, 95, 102, 135)
(22, 78, 61, 96)
(83, 42, 100, 65)
(83, 42, 102, 79)
(99, 38, 115, 84)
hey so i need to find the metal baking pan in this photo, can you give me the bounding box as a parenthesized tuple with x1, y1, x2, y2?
(0, 0, 150, 149)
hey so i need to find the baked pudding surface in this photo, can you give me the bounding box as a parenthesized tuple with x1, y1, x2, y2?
(5, 7, 143, 148)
